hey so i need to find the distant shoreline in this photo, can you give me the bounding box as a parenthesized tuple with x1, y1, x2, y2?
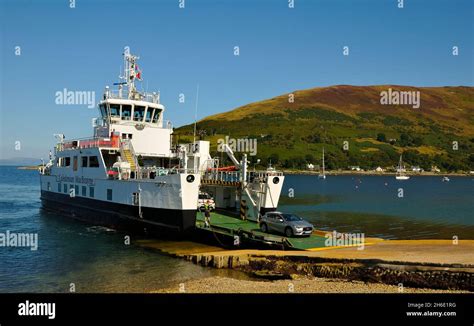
(16, 165, 41, 170)
(282, 169, 473, 177)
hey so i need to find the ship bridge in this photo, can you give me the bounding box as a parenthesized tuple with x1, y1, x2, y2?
(92, 48, 173, 159)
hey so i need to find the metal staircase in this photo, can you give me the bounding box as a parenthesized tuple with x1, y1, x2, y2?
(120, 139, 139, 177)
(122, 149, 136, 170)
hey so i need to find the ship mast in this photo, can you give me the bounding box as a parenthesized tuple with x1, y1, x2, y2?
(106, 48, 160, 104)
(120, 48, 141, 100)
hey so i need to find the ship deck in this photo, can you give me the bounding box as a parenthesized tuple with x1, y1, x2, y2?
(195, 212, 356, 250)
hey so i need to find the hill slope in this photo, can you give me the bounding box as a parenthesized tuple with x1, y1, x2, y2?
(175, 85, 474, 171)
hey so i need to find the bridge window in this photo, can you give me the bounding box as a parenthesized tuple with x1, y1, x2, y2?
(82, 186, 87, 196)
(75, 185, 79, 196)
(133, 105, 145, 122)
(63, 184, 68, 193)
(99, 104, 107, 117)
(82, 156, 88, 167)
(109, 104, 120, 117)
(144, 108, 152, 122)
(64, 157, 71, 167)
(121, 105, 131, 120)
(89, 187, 95, 198)
(58, 183, 61, 192)
(89, 156, 99, 168)
(152, 109, 160, 123)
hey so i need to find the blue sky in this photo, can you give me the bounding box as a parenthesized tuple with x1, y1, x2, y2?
(1, 0, 473, 159)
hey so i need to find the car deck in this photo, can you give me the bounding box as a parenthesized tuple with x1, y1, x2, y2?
(195, 211, 352, 250)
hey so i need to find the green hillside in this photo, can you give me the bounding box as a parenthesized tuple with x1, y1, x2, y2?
(175, 85, 474, 172)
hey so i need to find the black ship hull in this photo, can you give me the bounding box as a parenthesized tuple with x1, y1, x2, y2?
(40, 190, 197, 235)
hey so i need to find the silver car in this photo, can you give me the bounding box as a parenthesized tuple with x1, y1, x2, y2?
(259, 212, 314, 237)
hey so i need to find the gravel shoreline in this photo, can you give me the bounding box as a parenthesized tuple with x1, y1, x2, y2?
(153, 276, 466, 294)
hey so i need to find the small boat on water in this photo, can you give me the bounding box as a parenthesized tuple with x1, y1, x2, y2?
(442, 176, 450, 182)
(318, 148, 326, 179)
(395, 154, 410, 180)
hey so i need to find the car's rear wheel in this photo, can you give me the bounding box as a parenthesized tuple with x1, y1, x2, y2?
(285, 227, 294, 238)
(260, 223, 268, 233)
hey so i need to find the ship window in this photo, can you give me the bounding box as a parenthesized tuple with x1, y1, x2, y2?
(144, 108, 152, 122)
(89, 187, 95, 198)
(121, 105, 131, 120)
(65, 157, 71, 167)
(82, 156, 88, 167)
(64, 184, 68, 193)
(75, 185, 79, 195)
(73, 156, 78, 171)
(99, 104, 107, 117)
(82, 186, 87, 196)
(152, 109, 160, 123)
(109, 104, 120, 117)
(89, 156, 99, 168)
(133, 105, 145, 122)
(107, 189, 113, 201)
(58, 183, 61, 192)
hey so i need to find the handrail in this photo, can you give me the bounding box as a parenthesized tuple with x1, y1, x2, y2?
(120, 139, 140, 179)
(60, 137, 120, 151)
(201, 170, 283, 183)
(104, 89, 160, 104)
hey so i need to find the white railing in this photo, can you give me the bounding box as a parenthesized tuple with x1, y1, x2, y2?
(59, 137, 120, 151)
(203, 171, 241, 183)
(104, 89, 160, 104)
(201, 169, 283, 184)
(135, 167, 198, 179)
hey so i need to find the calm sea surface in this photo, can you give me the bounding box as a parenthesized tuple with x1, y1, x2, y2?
(0, 166, 473, 292)
(279, 174, 474, 240)
(0, 166, 249, 292)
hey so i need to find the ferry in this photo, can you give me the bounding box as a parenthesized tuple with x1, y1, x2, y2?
(39, 49, 284, 235)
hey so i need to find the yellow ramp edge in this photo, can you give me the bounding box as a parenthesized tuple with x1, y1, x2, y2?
(306, 242, 375, 251)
